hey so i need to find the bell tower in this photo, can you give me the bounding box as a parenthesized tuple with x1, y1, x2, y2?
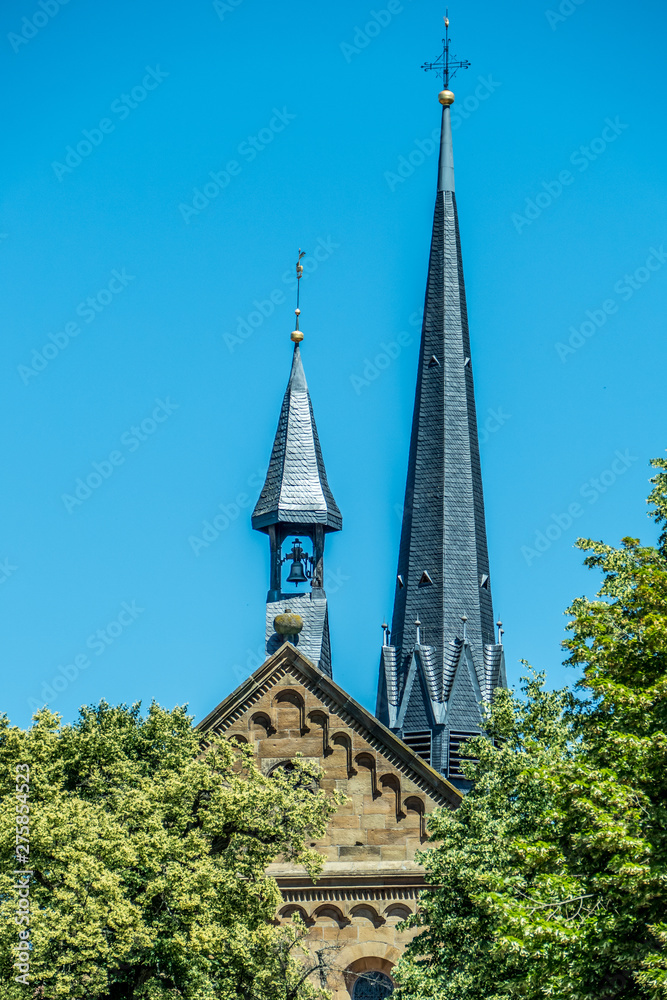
(251, 253, 342, 676)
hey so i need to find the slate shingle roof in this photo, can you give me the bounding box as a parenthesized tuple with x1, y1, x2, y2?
(442, 638, 464, 704)
(418, 644, 443, 706)
(376, 103, 507, 780)
(252, 343, 341, 678)
(482, 643, 506, 704)
(266, 592, 332, 676)
(380, 645, 399, 707)
(252, 345, 342, 532)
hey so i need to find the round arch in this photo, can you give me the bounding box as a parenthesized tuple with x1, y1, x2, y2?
(278, 903, 311, 924)
(344, 956, 395, 998)
(312, 903, 347, 926)
(349, 903, 383, 928)
(272, 689, 306, 733)
(383, 903, 412, 924)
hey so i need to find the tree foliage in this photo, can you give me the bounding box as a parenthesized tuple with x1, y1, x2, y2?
(0, 701, 338, 1000)
(395, 457, 667, 1000)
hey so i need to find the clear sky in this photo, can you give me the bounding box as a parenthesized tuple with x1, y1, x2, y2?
(2, 0, 666, 729)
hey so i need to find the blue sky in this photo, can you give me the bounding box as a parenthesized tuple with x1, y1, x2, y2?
(2, 0, 666, 729)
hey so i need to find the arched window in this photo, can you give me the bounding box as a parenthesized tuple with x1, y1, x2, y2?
(268, 760, 318, 793)
(268, 760, 295, 776)
(352, 970, 394, 999)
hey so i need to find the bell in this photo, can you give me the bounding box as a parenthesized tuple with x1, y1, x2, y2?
(286, 558, 308, 585)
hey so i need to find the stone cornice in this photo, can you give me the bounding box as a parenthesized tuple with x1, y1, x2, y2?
(275, 871, 427, 905)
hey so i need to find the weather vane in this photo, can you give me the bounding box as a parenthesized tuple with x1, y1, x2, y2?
(291, 249, 306, 344)
(421, 9, 470, 92)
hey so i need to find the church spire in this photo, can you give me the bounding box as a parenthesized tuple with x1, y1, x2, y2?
(252, 253, 341, 675)
(376, 15, 506, 787)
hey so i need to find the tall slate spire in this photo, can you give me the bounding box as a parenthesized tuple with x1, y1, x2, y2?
(376, 20, 506, 788)
(252, 256, 341, 676)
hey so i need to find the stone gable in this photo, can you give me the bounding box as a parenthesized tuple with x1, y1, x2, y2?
(199, 643, 461, 997)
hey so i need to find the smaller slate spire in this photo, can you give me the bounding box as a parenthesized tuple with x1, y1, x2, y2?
(252, 252, 341, 676)
(251, 344, 342, 532)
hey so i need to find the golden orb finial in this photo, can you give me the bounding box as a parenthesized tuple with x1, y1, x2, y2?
(291, 330, 304, 343)
(439, 89, 455, 106)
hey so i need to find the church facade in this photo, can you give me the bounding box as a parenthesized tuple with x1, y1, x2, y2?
(199, 19, 506, 998)
(199, 643, 460, 999)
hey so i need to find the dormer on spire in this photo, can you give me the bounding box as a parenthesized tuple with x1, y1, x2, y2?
(252, 253, 341, 676)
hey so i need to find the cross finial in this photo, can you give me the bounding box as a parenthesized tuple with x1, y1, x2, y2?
(421, 9, 470, 92)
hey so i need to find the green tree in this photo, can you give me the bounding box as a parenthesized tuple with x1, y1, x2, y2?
(393, 671, 574, 1000)
(0, 701, 339, 1000)
(395, 457, 667, 1000)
